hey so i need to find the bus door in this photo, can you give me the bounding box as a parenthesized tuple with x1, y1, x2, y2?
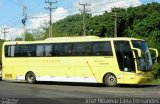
(114, 41, 136, 83)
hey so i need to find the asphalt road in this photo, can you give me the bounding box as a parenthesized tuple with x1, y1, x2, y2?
(0, 80, 160, 104)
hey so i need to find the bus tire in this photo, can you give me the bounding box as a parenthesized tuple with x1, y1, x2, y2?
(26, 72, 36, 84)
(104, 74, 117, 87)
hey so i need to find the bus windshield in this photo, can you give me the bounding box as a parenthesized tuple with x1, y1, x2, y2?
(132, 40, 152, 72)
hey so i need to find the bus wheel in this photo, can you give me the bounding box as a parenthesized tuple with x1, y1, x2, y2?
(26, 72, 36, 84)
(104, 74, 117, 87)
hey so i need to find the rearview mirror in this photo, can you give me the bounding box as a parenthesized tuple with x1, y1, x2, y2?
(149, 48, 158, 63)
(132, 48, 142, 58)
(149, 48, 158, 57)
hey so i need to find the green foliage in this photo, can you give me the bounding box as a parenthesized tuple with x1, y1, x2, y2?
(24, 3, 160, 51)
(2, 2, 159, 83)
(153, 63, 160, 78)
(15, 32, 35, 41)
(43, 3, 160, 79)
(25, 32, 35, 41)
(53, 14, 84, 36)
(0, 3, 160, 78)
(15, 38, 22, 41)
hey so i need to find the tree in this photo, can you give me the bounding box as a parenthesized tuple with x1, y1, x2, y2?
(21, 2, 160, 51)
(25, 32, 35, 41)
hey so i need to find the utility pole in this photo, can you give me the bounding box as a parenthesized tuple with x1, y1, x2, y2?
(45, 0, 57, 38)
(22, 0, 27, 41)
(113, 12, 118, 37)
(1, 27, 9, 41)
(112, 9, 122, 37)
(79, 3, 90, 36)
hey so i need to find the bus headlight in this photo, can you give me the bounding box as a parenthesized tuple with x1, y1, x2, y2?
(136, 73, 144, 77)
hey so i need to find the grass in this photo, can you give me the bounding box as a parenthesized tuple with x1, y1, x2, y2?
(150, 78, 160, 85)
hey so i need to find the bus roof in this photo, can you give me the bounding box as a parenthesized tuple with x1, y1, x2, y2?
(3, 36, 144, 45)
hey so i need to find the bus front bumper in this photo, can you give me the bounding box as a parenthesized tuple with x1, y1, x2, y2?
(137, 76, 154, 84)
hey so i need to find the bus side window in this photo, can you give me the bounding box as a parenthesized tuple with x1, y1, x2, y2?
(52, 44, 63, 56)
(44, 44, 53, 56)
(19, 45, 29, 57)
(84, 43, 92, 56)
(72, 43, 83, 56)
(62, 44, 72, 56)
(36, 45, 44, 56)
(28, 45, 36, 57)
(14, 46, 20, 57)
(72, 43, 92, 56)
(92, 42, 113, 56)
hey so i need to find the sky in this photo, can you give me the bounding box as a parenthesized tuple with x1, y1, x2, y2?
(0, 0, 159, 40)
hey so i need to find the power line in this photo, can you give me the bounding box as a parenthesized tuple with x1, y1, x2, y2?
(7, 19, 22, 28)
(27, 7, 46, 18)
(25, 0, 132, 20)
(8, 28, 21, 36)
(0, 15, 22, 26)
(28, 5, 75, 19)
(0, 19, 22, 40)
(26, 1, 46, 15)
(0, 0, 133, 40)
(17, 0, 23, 5)
(7, 0, 22, 7)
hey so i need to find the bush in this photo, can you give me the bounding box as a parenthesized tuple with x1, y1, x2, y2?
(153, 63, 160, 79)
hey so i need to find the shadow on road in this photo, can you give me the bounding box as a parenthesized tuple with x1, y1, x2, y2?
(37, 81, 107, 87)
(117, 84, 159, 88)
(8, 81, 160, 88)
(9, 81, 106, 87)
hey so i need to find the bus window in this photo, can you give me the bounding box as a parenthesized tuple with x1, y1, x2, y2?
(2, 37, 155, 86)
(44, 44, 53, 56)
(14, 46, 20, 57)
(82, 43, 92, 56)
(52, 44, 63, 56)
(19, 45, 29, 57)
(10, 46, 15, 57)
(36, 45, 44, 56)
(62, 44, 72, 56)
(28, 45, 36, 56)
(92, 42, 113, 56)
(72, 43, 91, 56)
(114, 41, 135, 72)
(72, 43, 84, 56)
(5, 46, 11, 57)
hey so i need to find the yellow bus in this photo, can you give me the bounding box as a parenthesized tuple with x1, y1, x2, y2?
(2, 36, 158, 86)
